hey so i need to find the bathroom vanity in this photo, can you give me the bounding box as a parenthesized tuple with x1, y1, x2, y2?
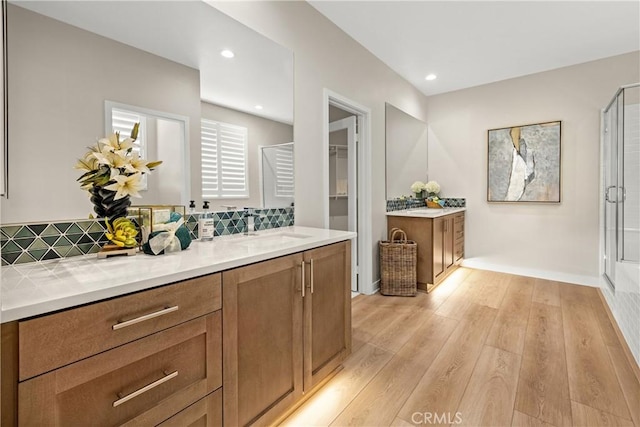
(386, 208, 465, 292)
(1, 226, 355, 426)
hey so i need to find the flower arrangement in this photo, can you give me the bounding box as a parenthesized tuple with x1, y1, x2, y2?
(410, 181, 426, 197)
(424, 181, 441, 197)
(76, 123, 162, 202)
(76, 124, 162, 248)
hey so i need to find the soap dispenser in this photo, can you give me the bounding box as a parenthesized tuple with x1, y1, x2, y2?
(188, 200, 196, 214)
(199, 201, 214, 241)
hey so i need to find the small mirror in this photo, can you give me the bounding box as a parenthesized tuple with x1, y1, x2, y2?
(385, 103, 428, 199)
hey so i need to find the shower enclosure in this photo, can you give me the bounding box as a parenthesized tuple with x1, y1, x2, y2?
(601, 83, 640, 364)
(260, 142, 294, 208)
(602, 83, 639, 291)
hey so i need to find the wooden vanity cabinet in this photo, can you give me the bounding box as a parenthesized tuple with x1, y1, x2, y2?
(223, 240, 352, 427)
(388, 212, 464, 292)
(2, 274, 223, 426)
(303, 241, 351, 390)
(222, 253, 304, 427)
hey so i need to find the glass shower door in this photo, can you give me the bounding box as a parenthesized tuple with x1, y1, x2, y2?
(603, 97, 619, 287)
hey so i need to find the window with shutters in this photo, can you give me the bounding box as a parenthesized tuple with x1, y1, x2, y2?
(110, 107, 148, 189)
(201, 119, 249, 199)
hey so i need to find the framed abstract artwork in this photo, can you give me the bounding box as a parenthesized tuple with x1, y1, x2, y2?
(487, 121, 561, 203)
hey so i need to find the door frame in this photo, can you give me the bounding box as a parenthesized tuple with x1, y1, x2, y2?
(322, 89, 373, 295)
(329, 116, 357, 292)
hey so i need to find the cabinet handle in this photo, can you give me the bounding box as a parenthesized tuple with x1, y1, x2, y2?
(113, 370, 178, 407)
(310, 259, 314, 294)
(112, 306, 179, 330)
(301, 261, 305, 297)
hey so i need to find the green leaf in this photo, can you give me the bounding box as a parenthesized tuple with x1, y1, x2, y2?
(130, 122, 140, 141)
(146, 160, 163, 169)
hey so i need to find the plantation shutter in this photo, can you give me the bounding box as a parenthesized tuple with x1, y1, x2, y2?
(111, 108, 145, 158)
(201, 119, 249, 199)
(275, 146, 294, 198)
(110, 107, 147, 189)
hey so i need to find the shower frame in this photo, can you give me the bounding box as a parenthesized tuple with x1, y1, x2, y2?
(601, 82, 640, 290)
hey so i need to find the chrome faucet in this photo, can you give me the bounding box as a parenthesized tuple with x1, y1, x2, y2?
(243, 208, 262, 235)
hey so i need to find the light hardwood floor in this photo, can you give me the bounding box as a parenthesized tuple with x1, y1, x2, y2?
(280, 268, 640, 427)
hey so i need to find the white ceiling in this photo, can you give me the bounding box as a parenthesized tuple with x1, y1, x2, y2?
(309, 1, 640, 96)
(11, 1, 294, 124)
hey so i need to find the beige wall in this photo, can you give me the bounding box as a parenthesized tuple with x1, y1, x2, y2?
(200, 102, 293, 211)
(213, 1, 430, 292)
(427, 52, 640, 283)
(2, 5, 201, 223)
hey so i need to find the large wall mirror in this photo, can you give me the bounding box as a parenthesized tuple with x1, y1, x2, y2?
(385, 103, 428, 199)
(1, 1, 293, 224)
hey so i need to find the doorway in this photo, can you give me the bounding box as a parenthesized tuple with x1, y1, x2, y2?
(323, 90, 372, 295)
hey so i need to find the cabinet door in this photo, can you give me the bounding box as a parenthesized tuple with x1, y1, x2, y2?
(303, 241, 351, 391)
(433, 217, 445, 280)
(222, 254, 304, 427)
(444, 217, 455, 271)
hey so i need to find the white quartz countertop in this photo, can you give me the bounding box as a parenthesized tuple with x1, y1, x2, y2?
(0, 226, 356, 323)
(385, 207, 466, 218)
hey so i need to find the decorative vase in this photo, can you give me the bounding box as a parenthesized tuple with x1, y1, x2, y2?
(90, 185, 131, 220)
(414, 191, 425, 199)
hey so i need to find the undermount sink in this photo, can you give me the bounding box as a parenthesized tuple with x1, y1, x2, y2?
(231, 232, 312, 248)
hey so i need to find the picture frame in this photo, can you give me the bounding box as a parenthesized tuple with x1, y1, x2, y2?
(487, 120, 561, 203)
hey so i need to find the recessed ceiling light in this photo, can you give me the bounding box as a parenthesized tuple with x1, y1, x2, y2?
(425, 74, 437, 81)
(255, 105, 263, 110)
(220, 49, 235, 58)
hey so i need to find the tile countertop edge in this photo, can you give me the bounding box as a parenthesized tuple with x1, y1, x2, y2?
(1, 226, 357, 323)
(385, 207, 466, 218)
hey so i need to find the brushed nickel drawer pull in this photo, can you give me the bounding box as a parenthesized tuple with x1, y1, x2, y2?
(301, 261, 305, 297)
(113, 370, 178, 407)
(310, 259, 314, 294)
(112, 306, 179, 330)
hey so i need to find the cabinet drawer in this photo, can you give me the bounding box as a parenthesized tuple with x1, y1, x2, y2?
(455, 243, 464, 261)
(19, 274, 221, 381)
(19, 312, 221, 427)
(454, 213, 465, 224)
(158, 389, 222, 427)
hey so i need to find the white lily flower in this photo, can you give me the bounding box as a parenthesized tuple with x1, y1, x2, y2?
(119, 138, 135, 150)
(99, 133, 134, 151)
(125, 152, 151, 174)
(104, 173, 143, 200)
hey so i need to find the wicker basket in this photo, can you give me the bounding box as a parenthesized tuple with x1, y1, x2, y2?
(379, 228, 417, 296)
(426, 200, 443, 209)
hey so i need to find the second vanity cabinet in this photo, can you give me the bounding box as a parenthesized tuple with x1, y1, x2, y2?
(223, 240, 351, 426)
(388, 211, 465, 292)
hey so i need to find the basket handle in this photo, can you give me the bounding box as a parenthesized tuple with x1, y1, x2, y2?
(389, 228, 408, 243)
(388, 227, 401, 240)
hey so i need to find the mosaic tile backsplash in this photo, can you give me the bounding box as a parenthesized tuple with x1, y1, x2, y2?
(1, 207, 295, 266)
(386, 197, 466, 212)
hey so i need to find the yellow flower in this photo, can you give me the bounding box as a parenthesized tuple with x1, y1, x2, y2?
(104, 173, 143, 200)
(106, 217, 138, 248)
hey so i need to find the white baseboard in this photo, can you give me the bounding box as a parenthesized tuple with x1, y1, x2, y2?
(461, 259, 601, 288)
(364, 279, 380, 295)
